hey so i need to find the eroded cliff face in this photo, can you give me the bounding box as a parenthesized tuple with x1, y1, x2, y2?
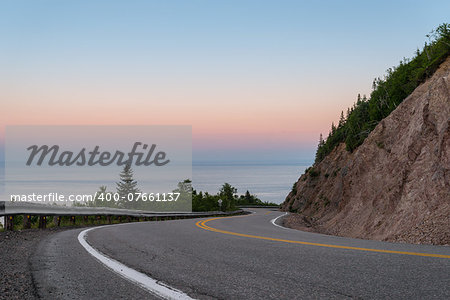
(282, 58, 450, 245)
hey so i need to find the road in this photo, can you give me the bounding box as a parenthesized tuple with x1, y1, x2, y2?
(31, 208, 450, 299)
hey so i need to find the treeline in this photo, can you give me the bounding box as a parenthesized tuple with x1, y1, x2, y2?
(75, 163, 277, 212)
(192, 183, 278, 212)
(315, 24, 450, 163)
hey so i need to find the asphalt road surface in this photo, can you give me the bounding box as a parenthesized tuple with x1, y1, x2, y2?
(31, 208, 450, 299)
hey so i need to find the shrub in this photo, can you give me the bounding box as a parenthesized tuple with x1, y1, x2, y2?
(309, 168, 320, 178)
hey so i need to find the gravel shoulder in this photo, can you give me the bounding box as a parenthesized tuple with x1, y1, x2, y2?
(0, 228, 71, 300)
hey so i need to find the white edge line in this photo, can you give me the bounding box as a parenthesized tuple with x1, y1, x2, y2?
(78, 227, 194, 300)
(270, 212, 291, 230)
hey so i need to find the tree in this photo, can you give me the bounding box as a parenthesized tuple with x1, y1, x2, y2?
(315, 133, 326, 162)
(219, 183, 237, 211)
(171, 179, 193, 211)
(244, 190, 253, 204)
(116, 164, 140, 208)
(338, 111, 345, 128)
(88, 185, 108, 207)
(174, 179, 193, 194)
(235, 190, 268, 206)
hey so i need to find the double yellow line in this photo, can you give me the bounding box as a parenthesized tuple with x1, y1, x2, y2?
(195, 215, 450, 259)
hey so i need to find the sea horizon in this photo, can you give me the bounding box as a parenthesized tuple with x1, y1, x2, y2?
(0, 160, 310, 205)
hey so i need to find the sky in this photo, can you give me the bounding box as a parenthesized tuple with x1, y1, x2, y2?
(1, 0, 449, 164)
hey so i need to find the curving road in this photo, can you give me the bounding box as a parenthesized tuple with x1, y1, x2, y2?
(31, 208, 450, 299)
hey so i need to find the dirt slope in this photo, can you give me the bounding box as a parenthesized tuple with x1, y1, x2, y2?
(281, 57, 450, 245)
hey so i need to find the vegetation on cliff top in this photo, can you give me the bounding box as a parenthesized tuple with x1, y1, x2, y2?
(315, 24, 450, 164)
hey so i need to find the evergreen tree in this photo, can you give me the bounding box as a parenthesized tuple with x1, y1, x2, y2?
(89, 185, 108, 207)
(331, 122, 337, 134)
(244, 190, 253, 204)
(171, 179, 193, 211)
(174, 179, 193, 194)
(315, 133, 326, 162)
(116, 164, 140, 208)
(338, 111, 345, 128)
(219, 183, 237, 211)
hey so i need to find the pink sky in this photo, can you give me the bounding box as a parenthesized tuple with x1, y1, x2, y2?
(0, 75, 363, 162)
(2, 1, 446, 163)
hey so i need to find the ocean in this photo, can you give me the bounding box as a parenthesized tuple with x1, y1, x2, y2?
(1, 162, 307, 226)
(192, 163, 307, 204)
(0, 162, 308, 205)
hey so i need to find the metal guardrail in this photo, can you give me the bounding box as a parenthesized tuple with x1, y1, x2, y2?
(0, 201, 236, 217)
(237, 205, 280, 209)
(0, 201, 245, 231)
(0, 202, 279, 217)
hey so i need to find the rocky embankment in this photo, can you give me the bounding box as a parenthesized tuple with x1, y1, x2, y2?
(282, 58, 450, 245)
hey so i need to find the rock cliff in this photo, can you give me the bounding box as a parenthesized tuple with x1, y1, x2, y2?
(281, 57, 450, 245)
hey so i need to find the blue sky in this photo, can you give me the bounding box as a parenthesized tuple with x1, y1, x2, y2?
(1, 0, 449, 163)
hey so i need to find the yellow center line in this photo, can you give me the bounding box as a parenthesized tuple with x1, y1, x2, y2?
(195, 215, 450, 259)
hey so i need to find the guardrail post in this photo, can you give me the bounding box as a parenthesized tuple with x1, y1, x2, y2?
(54, 216, 61, 227)
(107, 215, 112, 224)
(23, 214, 31, 229)
(6, 215, 14, 231)
(38, 216, 47, 229)
(127, 216, 131, 222)
(70, 216, 76, 225)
